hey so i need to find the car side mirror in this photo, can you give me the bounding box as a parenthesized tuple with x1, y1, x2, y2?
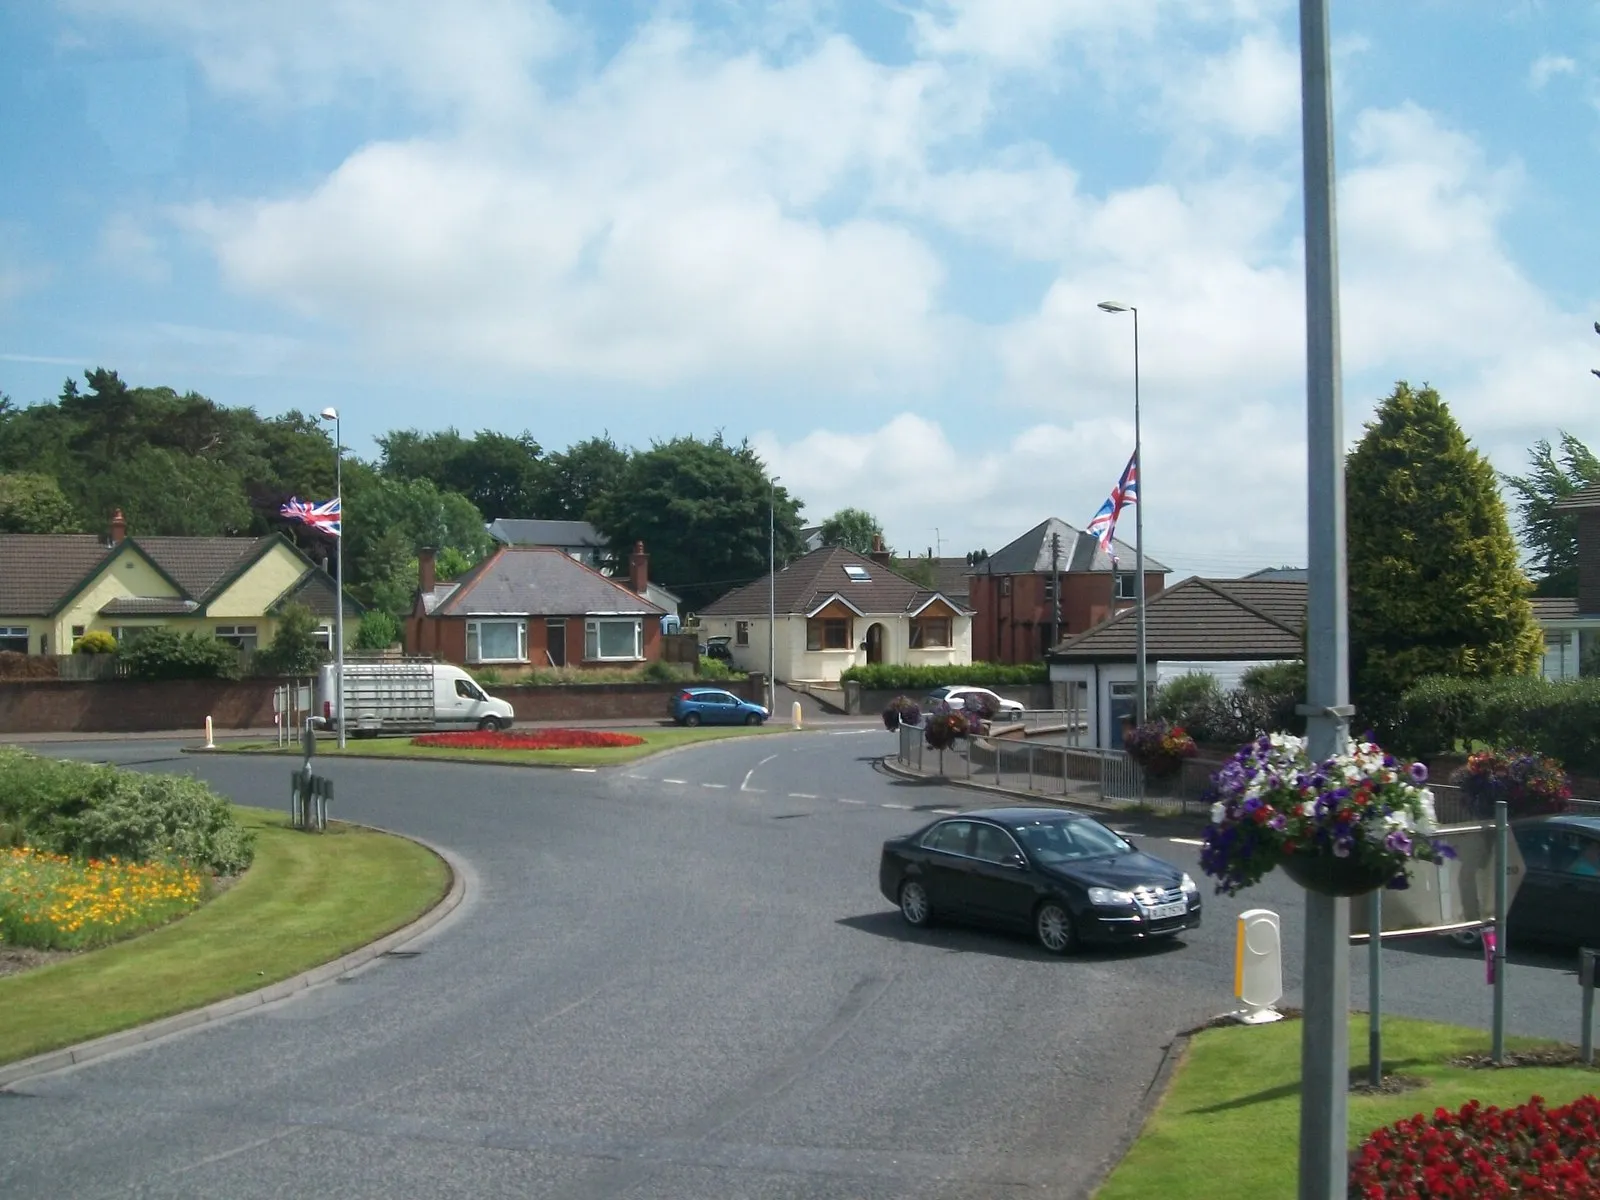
(1004, 853, 1026, 869)
(1122, 839, 1138, 852)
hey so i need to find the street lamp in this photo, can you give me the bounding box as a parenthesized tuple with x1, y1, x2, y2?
(1096, 299, 1148, 727)
(318, 407, 346, 750)
(769, 477, 778, 718)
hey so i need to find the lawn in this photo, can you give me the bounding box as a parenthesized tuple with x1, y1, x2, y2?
(0, 805, 448, 1067)
(220, 723, 792, 767)
(1096, 1015, 1600, 1199)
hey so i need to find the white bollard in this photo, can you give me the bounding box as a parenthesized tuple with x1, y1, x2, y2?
(204, 714, 215, 750)
(1234, 908, 1284, 1024)
(791, 700, 803, 729)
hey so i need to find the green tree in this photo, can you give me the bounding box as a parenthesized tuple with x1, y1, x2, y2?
(118, 628, 242, 680)
(537, 435, 630, 520)
(253, 603, 328, 676)
(1502, 431, 1600, 597)
(588, 435, 803, 611)
(353, 609, 402, 651)
(819, 507, 884, 555)
(377, 427, 548, 521)
(337, 466, 491, 613)
(1346, 382, 1543, 732)
(0, 473, 82, 533)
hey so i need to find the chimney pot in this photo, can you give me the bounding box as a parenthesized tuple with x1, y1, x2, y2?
(628, 541, 649, 594)
(418, 546, 437, 596)
(109, 508, 127, 545)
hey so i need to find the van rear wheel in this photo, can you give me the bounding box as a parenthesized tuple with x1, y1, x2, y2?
(478, 717, 502, 733)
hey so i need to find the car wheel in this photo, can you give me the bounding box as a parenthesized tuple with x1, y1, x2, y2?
(745, 713, 761, 726)
(1446, 928, 1483, 949)
(477, 717, 502, 733)
(682, 712, 701, 727)
(1035, 900, 1078, 955)
(899, 879, 933, 927)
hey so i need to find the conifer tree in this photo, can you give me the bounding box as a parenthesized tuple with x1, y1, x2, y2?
(1346, 382, 1542, 729)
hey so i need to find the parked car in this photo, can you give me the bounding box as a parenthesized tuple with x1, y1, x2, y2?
(669, 686, 769, 727)
(700, 636, 734, 662)
(879, 806, 1201, 954)
(922, 685, 1025, 716)
(1448, 814, 1600, 950)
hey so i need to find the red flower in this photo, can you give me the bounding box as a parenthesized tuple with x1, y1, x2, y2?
(410, 729, 646, 751)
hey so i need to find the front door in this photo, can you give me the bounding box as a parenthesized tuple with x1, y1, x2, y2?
(547, 619, 567, 667)
(866, 623, 885, 665)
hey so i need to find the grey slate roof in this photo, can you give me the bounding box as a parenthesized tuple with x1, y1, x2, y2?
(1049, 577, 1306, 662)
(267, 568, 364, 619)
(977, 518, 1169, 576)
(132, 536, 270, 601)
(1552, 485, 1600, 512)
(487, 518, 608, 549)
(1242, 566, 1308, 582)
(431, 547, 664, 617)
(0, 535, 119, 615)
(699, 546, 971, 618)
(889, 557, 972, 602)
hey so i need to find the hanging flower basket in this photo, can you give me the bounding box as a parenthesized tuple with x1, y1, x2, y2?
(1124, 720, 1199, 780)
(1200, 733, 1455, 897)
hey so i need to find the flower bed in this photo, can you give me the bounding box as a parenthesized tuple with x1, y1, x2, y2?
(1350, 1094, 1600, 1197)
(409, 729, 647, 751)
(0, 847, 206, 951)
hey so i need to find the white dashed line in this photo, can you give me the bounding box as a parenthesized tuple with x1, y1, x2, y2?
(570, 768, 597, 773)
(1169, 837, 1205, 846)
(742, 755, 778, 793)
(662, 778, 686, 785)
(837, 798, 865, 805)
(789, 793, 819, 799)
(624, 773, 647, 780)
(702, 783, 727, 790)
(933, 808, 960, 815)
(881, 802, 911, 810)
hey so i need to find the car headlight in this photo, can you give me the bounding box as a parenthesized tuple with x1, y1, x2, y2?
(1181, 873, 1199, 895)
(1087, 887, 1135, 907)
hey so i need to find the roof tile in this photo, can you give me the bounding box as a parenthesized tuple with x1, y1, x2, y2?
(436, 547, 664, 616)
(699, 546, 971, 617)
(1050, 577, 1306, 661)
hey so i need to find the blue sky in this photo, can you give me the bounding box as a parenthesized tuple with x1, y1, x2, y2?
(2, 1, 1598, 579)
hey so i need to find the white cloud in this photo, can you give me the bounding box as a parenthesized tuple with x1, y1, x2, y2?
(1528, 53, 1577, 90)
(98, 214, 169, 283)
(1170, 30, 1301, 141)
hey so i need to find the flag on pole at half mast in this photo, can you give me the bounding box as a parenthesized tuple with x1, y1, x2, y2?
(1085, 452, 1138, 560)
(280, 496, 341, 538)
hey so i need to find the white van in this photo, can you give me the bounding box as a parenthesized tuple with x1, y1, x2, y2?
(315, 660, 517, 736)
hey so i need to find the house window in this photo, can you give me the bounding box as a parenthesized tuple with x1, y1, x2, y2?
(1043, 577, 1056, 600)
(0, 627, 27, 654)
(111, 626, 156, 645)
(806, 617, 851, 651)
(909, 616, 951, 649)
(1000, 577, 1011, 596)
(313, 625, 333, 650)
(585, 618, 643, 661)
(71, 625, 85, 638)
(1114, 572, 1136, 600)
(736, 620, 750, 646)
(215, 625, 259, 651)
(467, 619, 528, 663)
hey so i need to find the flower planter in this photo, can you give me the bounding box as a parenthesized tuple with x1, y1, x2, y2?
(1279, 852, 1396, 897)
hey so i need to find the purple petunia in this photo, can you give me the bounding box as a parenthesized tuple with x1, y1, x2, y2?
(1408, 762, 1428, 784)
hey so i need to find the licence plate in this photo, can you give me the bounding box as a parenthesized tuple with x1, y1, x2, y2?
(1145, 901, 1188, 920)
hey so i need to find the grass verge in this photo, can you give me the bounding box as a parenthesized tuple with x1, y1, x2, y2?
(1095, 1015, 1600, 1200)
(0, 806, 448, 1066)
(217, 724, 792, 767)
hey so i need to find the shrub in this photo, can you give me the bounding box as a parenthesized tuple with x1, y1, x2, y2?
(119, 628, 241, 680)
(882, 695, 921, 731)
(353, 609, 402, 651)
(1349, 1094, 1600, 1196)
(840, 662, 1047, 690)
(1154, 672, 1223, 723)
(252, 603, 329, 677)
(0, 747, 254, 874)
(72, 629, 118, 654)
(1123, 720, 1198, 779)
(1450, 748, 1573, 818)
(696, 656, 742, 681)
(1395, 675, 1600, 772)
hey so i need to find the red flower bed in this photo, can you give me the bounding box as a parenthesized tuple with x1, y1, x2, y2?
(410, 729, 646, 751)
(1351, 1095, 1600, 1198)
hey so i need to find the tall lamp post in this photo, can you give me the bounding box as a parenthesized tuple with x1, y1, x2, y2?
(769, 477, 778, 717)
(318, 407, 346, 750)
(1096, 300, 1147, 726)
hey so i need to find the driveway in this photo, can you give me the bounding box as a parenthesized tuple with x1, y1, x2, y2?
(1, 732, 1589, 1199)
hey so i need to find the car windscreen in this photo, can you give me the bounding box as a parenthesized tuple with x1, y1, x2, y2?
(1010, 818, 1130, 864)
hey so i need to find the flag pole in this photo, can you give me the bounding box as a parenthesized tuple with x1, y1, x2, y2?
(318, 408, 346, 749)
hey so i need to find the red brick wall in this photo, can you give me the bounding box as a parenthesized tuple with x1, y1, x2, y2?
(0, 678, 282, 733)
(489, 675, 766, 722)
(970, 570, 1166, 663)
(407, 614, 663, 669)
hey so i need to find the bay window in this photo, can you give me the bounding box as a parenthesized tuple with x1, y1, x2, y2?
(806, 617, 851, 651)
(909, 616, 951, 649)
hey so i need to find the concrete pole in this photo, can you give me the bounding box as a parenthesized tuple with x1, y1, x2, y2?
(1297, 1, 1353, 1196)
(1132, 307, 1146, 727)
(768, 479, 777, 716)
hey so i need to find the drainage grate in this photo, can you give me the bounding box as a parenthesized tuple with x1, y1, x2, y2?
(380, 949, 423, 959)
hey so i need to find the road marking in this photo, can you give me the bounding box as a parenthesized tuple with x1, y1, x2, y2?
(702, 783, 727, 790)
(837, 798, 865, 805)
(933, 808, 960, 815)
(570, 768, 597, 773)
(789, 792, 819, 799)
(1169, 837, 1205, 846)
(881, 802, 911, 810)
(742, 755, 778, 793)
(662, 778, 686, 785)
(624, 773, 647, 780)
(830, 729, 873, 736)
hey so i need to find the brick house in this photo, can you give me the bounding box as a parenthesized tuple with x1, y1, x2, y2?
(407, 541, 665, 672)
(968, 518, 1169, 664)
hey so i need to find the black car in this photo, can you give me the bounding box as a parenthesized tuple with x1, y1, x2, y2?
(1451, 815, 1600, 950)
(878, 806, 1201, 955)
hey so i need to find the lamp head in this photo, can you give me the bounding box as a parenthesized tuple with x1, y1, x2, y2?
(319, 407, 339, 422)
(1097, 301, 1131, 313)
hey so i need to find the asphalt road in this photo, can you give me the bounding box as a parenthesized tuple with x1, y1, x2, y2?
(1, 730, 1592, 1200)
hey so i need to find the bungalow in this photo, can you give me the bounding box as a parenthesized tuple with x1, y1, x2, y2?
(696, 545, 972, 683)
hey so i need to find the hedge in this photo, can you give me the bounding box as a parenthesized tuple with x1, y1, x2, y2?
(1396, 675, 1600, 773)
(838, 662, 1048, 689)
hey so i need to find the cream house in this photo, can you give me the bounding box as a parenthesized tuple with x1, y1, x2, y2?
(697, 546, 972, 683)
(0, 510, 360, 658)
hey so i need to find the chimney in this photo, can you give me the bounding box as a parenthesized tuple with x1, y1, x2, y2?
(109, 508, 127, 545)
(418, 546, 437, 596)
(869, 533, 891, 567)
(628, 541, 649, 593)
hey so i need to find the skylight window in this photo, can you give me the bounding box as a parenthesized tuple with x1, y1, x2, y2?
(843, 565, 871, 582)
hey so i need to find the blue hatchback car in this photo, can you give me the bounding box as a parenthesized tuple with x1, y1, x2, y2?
(669, 687, 770, 726)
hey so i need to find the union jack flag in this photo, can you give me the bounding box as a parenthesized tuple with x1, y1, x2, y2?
(280, 496, 341, 538)
(1085, 452, 1138, 560)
